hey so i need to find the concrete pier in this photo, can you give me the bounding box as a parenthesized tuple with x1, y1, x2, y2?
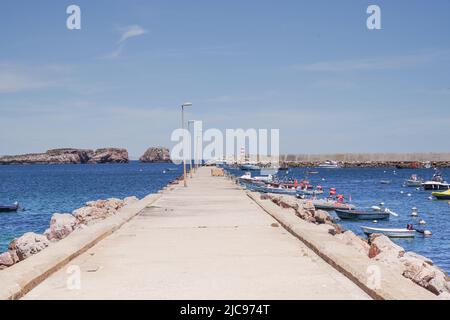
(22, 167, 370, 300)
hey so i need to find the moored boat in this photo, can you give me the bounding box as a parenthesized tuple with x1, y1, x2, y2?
(240, 164, 261, 171)
(239, 172, 273, 183)
(422, 171, 450, 190)
(432, 189, 450, 200)
(0, 202, 19, 213)
(404, 174, 423, 187)
(335, 208, 390, 220)
(361, 226, 416, 238)
(318, 160, 340, 169)
(309, 199, 355, 211)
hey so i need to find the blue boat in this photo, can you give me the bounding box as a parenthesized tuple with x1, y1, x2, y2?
(335, 208, 390, 220)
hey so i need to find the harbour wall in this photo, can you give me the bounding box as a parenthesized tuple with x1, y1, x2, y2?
(281, 153, 450, 163)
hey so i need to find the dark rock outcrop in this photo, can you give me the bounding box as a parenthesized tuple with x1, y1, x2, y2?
(0, 148, 128, 165)
(139, 147, 171, 163)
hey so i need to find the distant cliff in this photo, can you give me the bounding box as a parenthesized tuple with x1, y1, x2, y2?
(139, 147, 171, 163)
(0, 148, 129, 165)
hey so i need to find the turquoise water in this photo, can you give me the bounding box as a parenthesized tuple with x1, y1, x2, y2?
(0, 162, 182, 251)
(228, 167, 450, 273)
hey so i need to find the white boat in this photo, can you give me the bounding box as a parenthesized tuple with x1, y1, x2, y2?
(422, 181, 450, 190)
(361, 226, 416, 238)
(239, 172, 273, 183)
(422, 172, 450, 190)
(404, 174, 423, 187)
(318, 160, 341, 169)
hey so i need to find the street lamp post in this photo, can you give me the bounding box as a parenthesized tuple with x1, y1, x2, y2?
(181, 102, 192, 187)
(188, 120, 195, 178)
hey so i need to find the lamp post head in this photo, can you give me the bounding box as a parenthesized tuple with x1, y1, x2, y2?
(182, 102, 193, 107)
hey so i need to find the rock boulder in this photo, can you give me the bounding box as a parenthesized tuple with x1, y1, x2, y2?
(139, 147, 171, 163)
(44, 213, 78, 241)
(8, 232, 50, 261)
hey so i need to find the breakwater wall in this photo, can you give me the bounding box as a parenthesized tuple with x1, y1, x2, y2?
(281, 153, 450, 162)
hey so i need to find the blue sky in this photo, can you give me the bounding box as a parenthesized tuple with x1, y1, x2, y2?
(1, 0, 449, 158)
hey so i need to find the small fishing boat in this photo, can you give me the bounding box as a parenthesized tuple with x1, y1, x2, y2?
(260, 186, 298, 195)
(335, 208, 390, 220)
(0, 202, 19, 213)
(404, 174, 423, 187)
(432, 189, 450, 200)
(318, 160, 340, 169)
(361, 226, 416, 238)
(297, 188, 324, 196)
(380, 180, 391, 185)
(309, 199, 355, 211)
(239, 172, 273, 183)
(240, 164, 260, 171)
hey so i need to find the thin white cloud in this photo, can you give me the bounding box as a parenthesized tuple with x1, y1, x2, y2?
(293, 49, 450, 72)
(104, 25, 147, 59)
(118, 25, 147, 43)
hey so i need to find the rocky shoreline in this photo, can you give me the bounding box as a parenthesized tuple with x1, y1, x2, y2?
(0, 148, 129, 165)
(0, 146, 174, 165)
(258, 192, 450, 298)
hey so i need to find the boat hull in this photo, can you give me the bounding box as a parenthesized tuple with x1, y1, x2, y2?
(423, 183, 450, 190)
(361, 226, 416, 238)
(335, 209, 390, 220)
(240, 165, 260, 171)
(405, 180, 423, 187)
(312, 201, 355, 211)
(432, 190, 450, 200)
(0, 203, 19, 213)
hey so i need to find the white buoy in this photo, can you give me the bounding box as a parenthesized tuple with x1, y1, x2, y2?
(411, 207, 418, 217)
(373, 220, 378, 224)
(416, 187, 420, 191)
(163, 170, 166, 174)
(419, 219, 426, 225)
(322, 178, 326, 181)
(407, 193, 412, 197)
(401, 191, 404, 194)
(424, 230, 432, 236)
(428, 196, 433, 200)
(379, 202, 385, 207)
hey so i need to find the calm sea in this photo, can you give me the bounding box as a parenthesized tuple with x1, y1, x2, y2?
(228, 167, 450, 273)
(0, 162, 182, 252)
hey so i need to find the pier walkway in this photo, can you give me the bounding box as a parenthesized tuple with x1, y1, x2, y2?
(23, 167, 370, 299)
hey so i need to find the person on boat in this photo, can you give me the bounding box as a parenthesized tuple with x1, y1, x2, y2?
(406, 224, 414, 230)
(328, 188, 337, 200)
(294, 179, 298, 188)
(337, 194, 345, 203)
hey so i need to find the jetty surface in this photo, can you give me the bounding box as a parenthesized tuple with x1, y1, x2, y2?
(22, 167, 370, 300)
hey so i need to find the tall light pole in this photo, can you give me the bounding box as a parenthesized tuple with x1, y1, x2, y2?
(188, 120, 195, 178)
(181, 102, 192, 187)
